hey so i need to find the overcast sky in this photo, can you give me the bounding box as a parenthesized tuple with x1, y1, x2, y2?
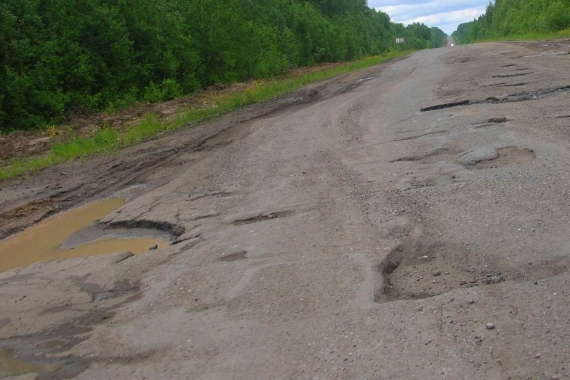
(370, 0, 490, 35)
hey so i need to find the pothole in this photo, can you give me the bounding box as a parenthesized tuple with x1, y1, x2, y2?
(492, 72, 530, 78)
(471, 118, 509, 130)
(390, 148, 452, 163)
(389, 143, 534, 172)
(389, 143, 466, 165)
(76, 278, 140, 303)
(488, 117, 508, 123)
(233, 211, 293, 225)
(377, 241, 469, 302)
(187, 190, 232, 200)
(484, 82, 528, 88)
(376, 239, 570, 303)
(225, 210, 295, 225)
(524, 51, 569, 58)
(218, 251, 248, 262)
(421, 85, 570, 112)
(469, 146, 535, 169)
(496, 82, 527, 87)
(0, 348, 63, 378)
(481, 85, 570, 104)
(341, 76, 376, 93)
(0, 198, 169, 273)
(0, 296, 148, 379)
(420, 100, 469, 112)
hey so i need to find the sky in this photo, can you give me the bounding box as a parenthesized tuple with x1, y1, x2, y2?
(370, 0, 490, 35)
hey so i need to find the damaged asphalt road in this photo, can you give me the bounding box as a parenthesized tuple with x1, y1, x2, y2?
(1, 40, 570, 379)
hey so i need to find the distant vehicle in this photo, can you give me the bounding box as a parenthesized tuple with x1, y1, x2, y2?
(451, 44, 455, 47)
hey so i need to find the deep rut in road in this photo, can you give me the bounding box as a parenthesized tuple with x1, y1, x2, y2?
(421, 85, 570, 112)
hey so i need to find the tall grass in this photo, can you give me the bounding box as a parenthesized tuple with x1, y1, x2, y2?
(0, 50, 412, 181)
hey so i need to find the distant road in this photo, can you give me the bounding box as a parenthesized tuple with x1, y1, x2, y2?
(447, 35, 455, 46)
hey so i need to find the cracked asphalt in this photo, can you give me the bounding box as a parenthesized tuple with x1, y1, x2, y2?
(1, 40, 570, 379)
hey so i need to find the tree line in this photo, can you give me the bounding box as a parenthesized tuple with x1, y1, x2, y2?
(1, 0, 445, 132)
(452, 0, 570, 44)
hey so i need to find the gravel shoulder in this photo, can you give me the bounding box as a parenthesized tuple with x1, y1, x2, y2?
(1, 40, 570, 379)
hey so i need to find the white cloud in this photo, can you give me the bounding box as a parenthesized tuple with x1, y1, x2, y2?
(401, 8, 486, 34)
(370, 0, 489, 34)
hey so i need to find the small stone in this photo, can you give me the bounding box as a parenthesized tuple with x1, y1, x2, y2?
(491, 276, 503, 284)
(418, 306, 424, 311)
(486, 323, 495, 330)
(535, 353, 541, 358)
(149, 244, 159, 250)
(431, 270, 441, 277)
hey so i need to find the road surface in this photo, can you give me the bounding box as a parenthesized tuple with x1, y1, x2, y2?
(1, 40, 570, 379)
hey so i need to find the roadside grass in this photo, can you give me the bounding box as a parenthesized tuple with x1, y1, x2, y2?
(473, 28, 570, 43)
(0, 50, 413, 181)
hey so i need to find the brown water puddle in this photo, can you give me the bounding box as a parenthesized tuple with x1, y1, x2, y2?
(0, 198, 167, 273)
(0, 348, 62, 377)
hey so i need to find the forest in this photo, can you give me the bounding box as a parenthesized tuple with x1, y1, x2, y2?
(0, 0, 445, 132)
(452, 0, 570, 44)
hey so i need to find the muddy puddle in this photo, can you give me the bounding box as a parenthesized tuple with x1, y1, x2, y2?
(0, 198, 167, 273)
(0, 348, 62, 377)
